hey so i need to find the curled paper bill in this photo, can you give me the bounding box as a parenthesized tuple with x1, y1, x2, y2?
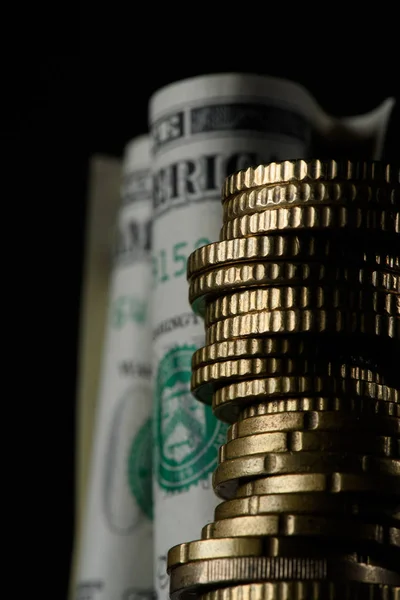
(316, 96, 396, 160)
(75, 136, 154, 600)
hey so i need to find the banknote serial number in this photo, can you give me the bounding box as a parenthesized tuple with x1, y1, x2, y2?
(152, 237, 210, 288)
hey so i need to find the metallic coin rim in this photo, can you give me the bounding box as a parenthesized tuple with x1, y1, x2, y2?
(192, 336, 398, 371)
(206, 309, 399, 345)
(219, 430, 397, 461)
(222, 181, 400, 223)
(170, 556, 400, 600)
(191, 358, 389, 404)
(205, 287, 400, 325)
(187, 233, 400, 280)
(236, 472, 400, 498)
(222, 159, 398, 201)
(190, 263, 400, 314)
(237, 401, 400, 421)
(212, 377, 400, 423)
(214, 493, 399, 522)
(167, 537, 263, 572)
(199, 580, 400, 600)
(213, 453, 400, 500)
(229, 411, 400, 440)
(201, 514, 398, 547)
(220, 205, 400, 241)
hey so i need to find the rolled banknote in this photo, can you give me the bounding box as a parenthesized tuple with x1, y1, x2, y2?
(316, 96, 396, 159)
(148, 72, 324, 600)
(75, 135, 154, 600)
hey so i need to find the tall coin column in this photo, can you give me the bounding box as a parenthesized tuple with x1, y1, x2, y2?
(76, 136, 154, 600)
(149, 74, 323, 600)
(167, 159, 400, 600)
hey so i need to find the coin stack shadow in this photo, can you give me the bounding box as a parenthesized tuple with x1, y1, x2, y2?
(168, 159, 400, 600)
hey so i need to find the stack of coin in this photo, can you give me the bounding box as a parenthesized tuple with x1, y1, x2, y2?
(167, 160, 400, 600)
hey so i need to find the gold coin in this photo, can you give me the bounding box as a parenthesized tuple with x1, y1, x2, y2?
(213, 453, 400, 500)
(189, 262, 400, 314)
(192, 336, 397, 373)
(167, 537, 263, 571)
(192, 337, 317, 368)
(214, 493, 399, 522)
(222, 159, 398, 201)
(229, 411, 400, 440)
(212, 377, 400, 424)
(200, 582, 400, 600)
(169, 556, 330, 600)
(168, 534, 367, 572)
(187, 233, 400, 280)
(238, 399, 400, 420)
(222, 181, 400, 221)
(170, 557, 400, 600)
(206, 309, 399, 345)
(220, 206, 399, 240)
(201, 514, 398, 547)
(206, 287, 400, 325)
(191, 358, 387, 404)
(219, 431, 397, 461)
(236, 473, 400, 497)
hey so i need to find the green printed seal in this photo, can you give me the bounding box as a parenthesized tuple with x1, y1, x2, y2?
(155, 345, 226, 492)
(128, 418, 153, 520)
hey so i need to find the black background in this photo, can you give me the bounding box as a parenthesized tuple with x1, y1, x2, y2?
(14, 43, 398, 599)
